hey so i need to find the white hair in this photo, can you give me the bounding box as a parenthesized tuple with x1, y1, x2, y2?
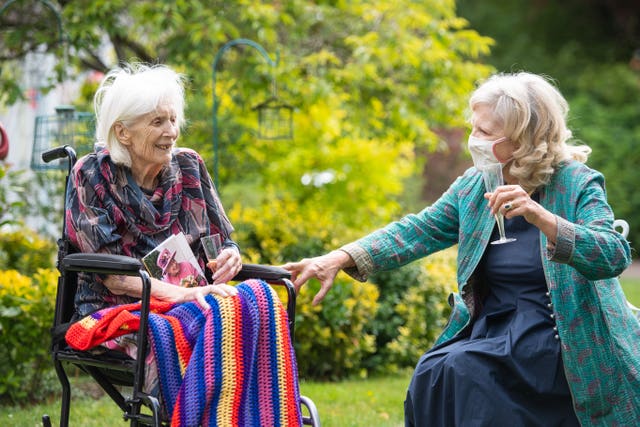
(94, 63, 186, 166)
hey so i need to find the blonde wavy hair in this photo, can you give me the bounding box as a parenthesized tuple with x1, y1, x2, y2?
(94, 62, 186, 167)
(469, 72, 591, 193)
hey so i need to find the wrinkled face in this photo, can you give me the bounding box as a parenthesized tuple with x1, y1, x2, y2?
(470, 104, 516, 163)
(118, 103, 179, 168)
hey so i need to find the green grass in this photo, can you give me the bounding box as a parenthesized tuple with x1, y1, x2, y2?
(621, 276, 640, 306)
(0, 371, 413, 427)
(299, 373, 411, 427)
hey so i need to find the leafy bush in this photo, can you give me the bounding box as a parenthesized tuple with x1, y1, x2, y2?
(0, 268, 58, 404)
(293, 277, 379, 380)
(379, 249, 456, 371)
(364, 248, 455, 374)
(569, 64, 640, 248)
(0, 164, 25, 228)
(0, 226, 58, 404)
(0, 229, 56, 275)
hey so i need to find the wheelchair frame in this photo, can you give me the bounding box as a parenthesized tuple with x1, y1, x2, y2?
(40, 146, 320, 427)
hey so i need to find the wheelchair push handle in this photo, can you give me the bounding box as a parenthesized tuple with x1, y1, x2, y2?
(42, 145, 77, 168)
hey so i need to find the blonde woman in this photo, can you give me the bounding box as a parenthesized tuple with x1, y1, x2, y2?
(283, 72, 639, 426)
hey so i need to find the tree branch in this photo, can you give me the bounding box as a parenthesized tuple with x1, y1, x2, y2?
(111, 33, 155, 64)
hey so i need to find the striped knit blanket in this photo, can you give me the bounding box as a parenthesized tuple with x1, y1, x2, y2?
(66, 279, 303, 427)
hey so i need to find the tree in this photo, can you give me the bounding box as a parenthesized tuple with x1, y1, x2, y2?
(2, 0, 494, 253)
(3, 1, 496, 377)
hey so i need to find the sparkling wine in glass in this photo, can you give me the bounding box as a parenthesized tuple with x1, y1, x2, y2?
(482, 163, 516, 245)
(202, 233, 222, 261)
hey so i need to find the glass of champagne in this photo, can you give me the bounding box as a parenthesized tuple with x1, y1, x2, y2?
(202, 233, 222, 271)
(482, 163, 516, 245)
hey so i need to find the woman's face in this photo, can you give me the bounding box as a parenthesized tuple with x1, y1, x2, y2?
(120, 103, 179, 168)
(470, 104, 516, 162)
(166, 258, 180, 276)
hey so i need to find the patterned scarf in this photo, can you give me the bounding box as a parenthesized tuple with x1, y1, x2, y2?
(65, 146, 233, 261)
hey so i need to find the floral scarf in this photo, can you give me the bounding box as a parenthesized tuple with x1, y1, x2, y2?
(65, 146, 235, 317)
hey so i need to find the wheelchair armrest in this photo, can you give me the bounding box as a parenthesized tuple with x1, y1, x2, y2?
(62, 253, 143, 275)
(233, 263, 291, 282)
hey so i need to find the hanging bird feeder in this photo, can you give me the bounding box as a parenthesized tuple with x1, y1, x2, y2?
(31, 105, 95, 170)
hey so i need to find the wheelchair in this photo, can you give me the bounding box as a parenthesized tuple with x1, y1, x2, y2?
(40, 145, 320, 427)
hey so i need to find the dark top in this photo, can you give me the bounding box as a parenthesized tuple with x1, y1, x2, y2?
(405, 208, 580, 427)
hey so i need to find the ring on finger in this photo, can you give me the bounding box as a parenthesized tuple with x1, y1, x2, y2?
(503, 202, 513, 211)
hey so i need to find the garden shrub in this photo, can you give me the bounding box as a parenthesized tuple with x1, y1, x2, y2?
(0, 268, 58, 404)
(0, 229, 56, 274)
(0, 226, 58, 404)
(379, 248, 456, 372)
(293, 277, 379, 380)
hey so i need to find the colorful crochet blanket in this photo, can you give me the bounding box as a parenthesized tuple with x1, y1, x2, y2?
(66, 279, 303, 427)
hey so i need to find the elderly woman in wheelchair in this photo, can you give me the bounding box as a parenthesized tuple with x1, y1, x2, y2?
(59, 63, 305, 426)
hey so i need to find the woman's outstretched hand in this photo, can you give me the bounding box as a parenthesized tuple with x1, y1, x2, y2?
(281, 250, 353, 305)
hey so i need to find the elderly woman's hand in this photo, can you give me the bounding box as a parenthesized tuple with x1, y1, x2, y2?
(210, 247, 242, 285)
(189, 284, 237, 309)
(155, 280, 237, 310)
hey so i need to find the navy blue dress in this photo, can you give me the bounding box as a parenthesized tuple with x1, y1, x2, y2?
(404, 212, 580, 427)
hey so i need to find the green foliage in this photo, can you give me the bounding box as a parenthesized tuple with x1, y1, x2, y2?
(568, 64, 640, 247)
(0, 268, 58, 404)
(0, 163, 64, 240)
(294, 277, 379, 380)
(0, 164, 26, 228)
(457, 0, 634, 81)
(0, 227, 57, 404)
(0, 229, 56, 274)
(365, 249, 455, 374)
(210, 1, 494, 236)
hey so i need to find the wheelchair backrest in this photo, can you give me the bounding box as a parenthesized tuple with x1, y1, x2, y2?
(44, 146, 80, 341)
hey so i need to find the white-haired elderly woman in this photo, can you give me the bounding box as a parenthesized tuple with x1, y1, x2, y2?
(66, 64, 242, 412)
(67, 63, 241, 316)
(283, 72, 639, 426)
(64, 63, 303, 425)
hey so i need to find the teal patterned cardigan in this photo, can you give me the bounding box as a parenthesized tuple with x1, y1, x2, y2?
(342, 160, 639, 426)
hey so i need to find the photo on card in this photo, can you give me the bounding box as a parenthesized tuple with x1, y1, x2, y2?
(142, 232, 206, 287)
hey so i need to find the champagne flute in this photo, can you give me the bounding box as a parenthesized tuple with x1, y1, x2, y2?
(482, 163, 516, 245)
(202, 233, 222, 270)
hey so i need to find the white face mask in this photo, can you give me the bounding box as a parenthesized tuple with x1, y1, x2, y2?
(467, 135, 508, 170)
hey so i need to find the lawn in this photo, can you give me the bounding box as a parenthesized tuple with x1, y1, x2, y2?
(0, 371, 413, 427)
(621, 276, 640, 306)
